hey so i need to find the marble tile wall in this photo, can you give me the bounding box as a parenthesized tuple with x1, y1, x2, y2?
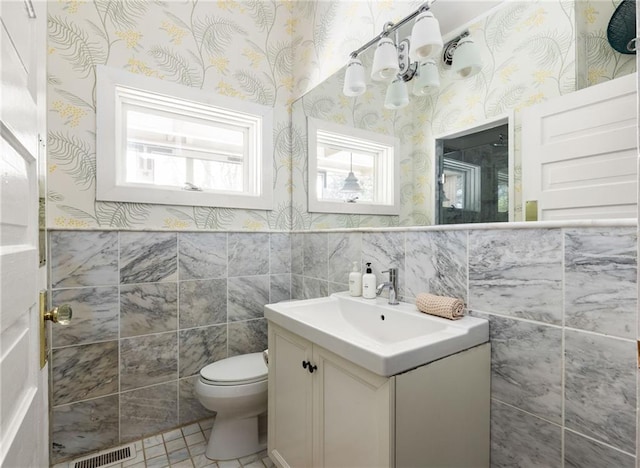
(48, 225, 637, 466)
(48, 231, 290, 463)
(293, 225, 638, 467)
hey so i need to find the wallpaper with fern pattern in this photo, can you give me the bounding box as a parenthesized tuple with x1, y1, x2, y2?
(47, 0, 298, 230)
(577, 0, 636, 87)
(46, 0, 421, 231)
(46, 0, 634, 231)
(290, 0, 636, 229)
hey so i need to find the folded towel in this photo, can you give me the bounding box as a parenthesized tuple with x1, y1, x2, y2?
(262, 349, 269, 366)
(415, 293, 465, 320)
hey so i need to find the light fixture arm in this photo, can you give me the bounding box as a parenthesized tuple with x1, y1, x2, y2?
(348, 1, 435, 58)
(442, 30, 470, 66)
(397, 38, 418, 81)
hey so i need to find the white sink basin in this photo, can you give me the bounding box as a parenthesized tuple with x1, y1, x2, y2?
(264, 292, 488, 377)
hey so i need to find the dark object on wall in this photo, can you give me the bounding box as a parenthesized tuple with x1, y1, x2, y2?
(607, 0, 637, 54)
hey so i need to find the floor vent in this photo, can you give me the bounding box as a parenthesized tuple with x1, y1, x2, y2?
(70, 443, 136, 468)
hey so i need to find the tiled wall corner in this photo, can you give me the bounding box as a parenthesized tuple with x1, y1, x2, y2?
(48, 230, 290, 463)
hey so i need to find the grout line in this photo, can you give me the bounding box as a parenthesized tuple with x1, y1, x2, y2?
(469, 308, 564, 329)
(176, 232, 182, 419)
(117, 230, 122, 444)
(562, 326, 637, 343)
(491, 398, 563, 428)
(466, 230, 470, 308)
(563, 427, 637, 459)
(226, 233, 230, 359)
(561, 228, 566, 468)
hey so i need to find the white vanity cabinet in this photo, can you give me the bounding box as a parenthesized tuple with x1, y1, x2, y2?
(267, 323, 490, 468)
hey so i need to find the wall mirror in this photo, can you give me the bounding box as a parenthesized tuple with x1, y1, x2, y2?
(290, 0, 636, 230)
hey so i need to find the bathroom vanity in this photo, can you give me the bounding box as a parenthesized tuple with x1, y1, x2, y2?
(265, 294, 490, 468)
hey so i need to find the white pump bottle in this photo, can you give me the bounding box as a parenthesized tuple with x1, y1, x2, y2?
(348, 261, 362, 296)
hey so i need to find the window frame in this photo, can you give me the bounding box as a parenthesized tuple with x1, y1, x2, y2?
(307, 117, 400, 215)
(96, 65, 273, 210)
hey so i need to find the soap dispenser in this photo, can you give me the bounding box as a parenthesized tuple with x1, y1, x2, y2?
(362, 263, 376, 299)
(349, 261, 362, 296)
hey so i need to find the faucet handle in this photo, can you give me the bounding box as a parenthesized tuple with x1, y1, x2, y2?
(382, 268, 397, 277)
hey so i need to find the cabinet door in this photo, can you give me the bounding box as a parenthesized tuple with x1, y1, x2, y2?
(313, 346, 393, 468)
(268, 325, 314, 468)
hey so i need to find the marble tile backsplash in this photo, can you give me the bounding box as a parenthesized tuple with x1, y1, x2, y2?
(48, 231, 290, 463)
(50, 225, 637, 467)
(292, 226, 638, 467)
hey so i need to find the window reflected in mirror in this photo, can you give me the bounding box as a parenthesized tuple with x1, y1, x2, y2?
(437, 122, 511, 224)
(308, 118, 400, 215)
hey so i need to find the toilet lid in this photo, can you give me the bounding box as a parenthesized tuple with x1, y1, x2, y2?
(200, 352, 267, 386)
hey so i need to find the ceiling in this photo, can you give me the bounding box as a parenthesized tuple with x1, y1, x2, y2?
(429, 0, 505, 37)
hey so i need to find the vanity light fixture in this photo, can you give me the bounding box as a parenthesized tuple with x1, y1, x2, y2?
(342, 0, 483, 106)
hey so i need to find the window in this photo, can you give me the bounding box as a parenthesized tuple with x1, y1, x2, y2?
(308, 118, 399, 215)
(441, 157, 481, 212)
(96, 65, 273, 209)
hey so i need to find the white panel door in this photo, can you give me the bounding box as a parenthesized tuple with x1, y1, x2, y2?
(522, 73, 637, 220)
(0, 1, 48, 467)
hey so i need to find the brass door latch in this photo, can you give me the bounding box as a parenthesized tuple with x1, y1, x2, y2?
(40, 291, 72, 368)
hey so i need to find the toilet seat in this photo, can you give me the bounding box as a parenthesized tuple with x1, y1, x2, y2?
(200, 352, 267, 386)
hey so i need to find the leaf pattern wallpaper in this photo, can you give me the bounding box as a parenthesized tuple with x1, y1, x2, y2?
(48, 0, 297, 231)
(577, 0, 636, 87)
(47, 0, 634, 231)
(290, 0, 636, 229)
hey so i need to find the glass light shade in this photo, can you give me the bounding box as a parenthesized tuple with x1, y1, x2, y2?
(413, 59, 440, 96)
(341, 171, 362, 192)
(384, 77, 409, 109)
(451, 36, 483, 78)
(370, 37, 399, 82)
(343, 57, 366, 96)
(409, 11, 443, 62)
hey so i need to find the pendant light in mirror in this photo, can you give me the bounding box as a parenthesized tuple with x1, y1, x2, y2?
(341, 153, 363, 193)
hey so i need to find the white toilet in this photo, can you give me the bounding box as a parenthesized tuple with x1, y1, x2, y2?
(195, 352, 268, 461)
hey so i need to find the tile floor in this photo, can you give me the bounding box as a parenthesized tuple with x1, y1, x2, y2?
(52, 418, 274, 468)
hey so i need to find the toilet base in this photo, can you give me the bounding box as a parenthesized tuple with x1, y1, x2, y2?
(205, 415, 266, 461)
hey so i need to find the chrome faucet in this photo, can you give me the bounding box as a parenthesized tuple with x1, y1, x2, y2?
(376, 268, 399, 305)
